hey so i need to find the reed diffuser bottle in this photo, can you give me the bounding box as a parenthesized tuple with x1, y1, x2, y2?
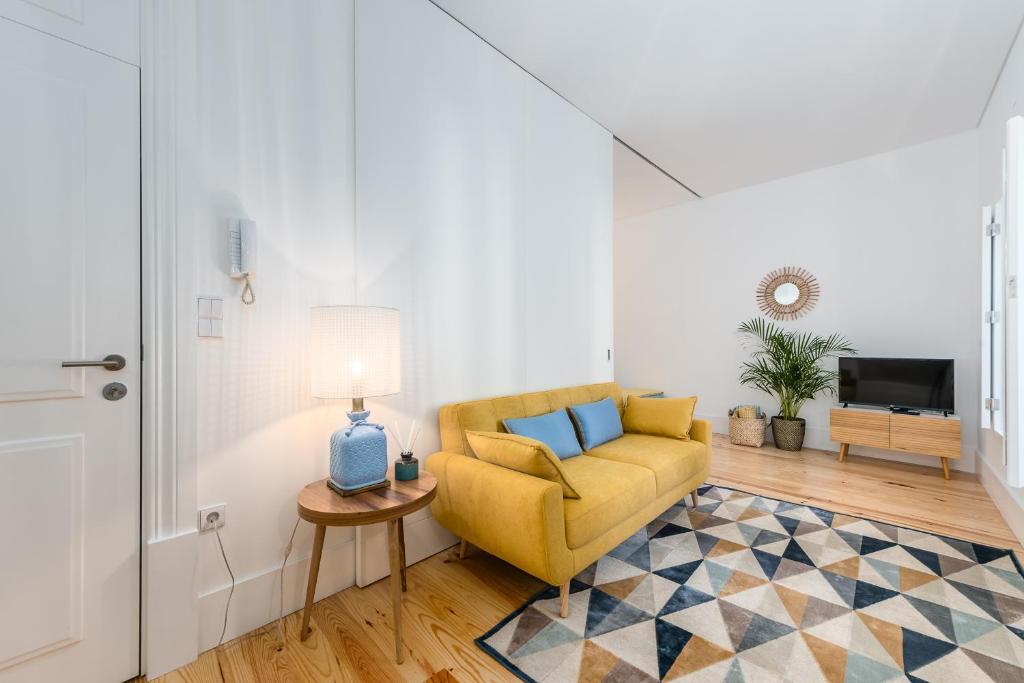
(389, 420, 421, 481)
(395, 451, 418, 481)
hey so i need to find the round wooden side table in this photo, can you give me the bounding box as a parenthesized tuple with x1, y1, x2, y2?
(296, 468, 437, 663)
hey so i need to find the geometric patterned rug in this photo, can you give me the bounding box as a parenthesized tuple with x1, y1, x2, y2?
(477, 485, 1024, 682)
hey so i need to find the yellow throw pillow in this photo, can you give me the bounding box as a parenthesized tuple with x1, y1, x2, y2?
(465, 431, 580, 499)
(623, 396, 698, 440)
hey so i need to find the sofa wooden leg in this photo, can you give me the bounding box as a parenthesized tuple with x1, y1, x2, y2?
(458, 538, 468, 560)
(559, 582, 570, 618)
(690, 490, 699, 507)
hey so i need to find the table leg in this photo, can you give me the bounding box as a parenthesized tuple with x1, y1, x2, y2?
(387, 519, 404, 663)
(397, 517, 407, 592)
(300, 524, 326, 641)
(838, 443, 849, 463)
(941, 457, 950, 480)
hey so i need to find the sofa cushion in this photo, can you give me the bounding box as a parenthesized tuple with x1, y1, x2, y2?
(559, 455, 657, 549)
(465, 431, 580, 499)
(569, 397, 624, 450)
(439, 382, 625, 455)
(503, 410, 583, 459)
(623, 395, 698, 440)
(586, 434, 706, 496)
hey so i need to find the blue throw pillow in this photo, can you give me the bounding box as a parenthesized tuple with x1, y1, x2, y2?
(569, 397, 623, 450)
(503, 410, 583, 460)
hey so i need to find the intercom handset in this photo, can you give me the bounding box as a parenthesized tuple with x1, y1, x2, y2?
(228, 218, 257, 305)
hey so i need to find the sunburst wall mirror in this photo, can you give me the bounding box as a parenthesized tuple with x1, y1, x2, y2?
(757, 266, 820, 320)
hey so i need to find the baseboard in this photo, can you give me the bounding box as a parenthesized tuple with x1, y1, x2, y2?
(977, 450, 1024, 547)
(356, 509, 457, 587)
(188, 509, 455, 656)
(699, 412, 973, 473)
(197, 537, 356, 652)
(700, 412, 838, 451)
(145, 530, 199, 678)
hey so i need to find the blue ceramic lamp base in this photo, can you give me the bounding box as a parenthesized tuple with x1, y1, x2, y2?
(329, 406, 390, 496)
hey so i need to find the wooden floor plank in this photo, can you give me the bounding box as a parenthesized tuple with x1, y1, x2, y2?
(141, 649, 223, 683)
(312, 589, 407, 682)
(392, 564, 524, 681)
(333, 587, 433, 681)
(707, 435, 1023, 556)
(214, 638, 258, 683)
(149, 434, 1022, 682)
(236, 625, 299, 682)
(279, 612, 349, 683)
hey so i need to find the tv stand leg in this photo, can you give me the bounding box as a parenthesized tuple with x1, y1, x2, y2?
(940, 457, 950, 480)
(838, 443, 849, 463)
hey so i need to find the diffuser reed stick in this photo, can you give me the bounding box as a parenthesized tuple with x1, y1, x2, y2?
(388, 419, 422, 454)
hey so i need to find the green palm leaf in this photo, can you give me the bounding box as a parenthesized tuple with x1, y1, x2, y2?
(737, 317, 856, 419)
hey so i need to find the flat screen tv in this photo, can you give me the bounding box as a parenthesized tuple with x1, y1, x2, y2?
(838, 358, 954, 413)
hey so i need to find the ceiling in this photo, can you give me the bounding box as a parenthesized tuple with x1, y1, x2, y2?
(613, 141, 697, 219)
(433, 0, 1024, 211)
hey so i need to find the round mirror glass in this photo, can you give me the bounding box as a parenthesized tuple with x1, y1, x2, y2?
(773, 282, 800, 305)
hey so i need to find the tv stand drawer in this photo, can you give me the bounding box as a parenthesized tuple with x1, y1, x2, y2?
(829, 408, 890, 449)
(890, 414, 961, 459)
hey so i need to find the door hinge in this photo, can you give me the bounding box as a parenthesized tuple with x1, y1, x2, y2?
(985, 397, 1001, 411)
(985, 310, 1001, 324)
(986, 222, 1002, 237)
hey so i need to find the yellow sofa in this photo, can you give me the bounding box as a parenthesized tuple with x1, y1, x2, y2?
(426, 382, 711, 616)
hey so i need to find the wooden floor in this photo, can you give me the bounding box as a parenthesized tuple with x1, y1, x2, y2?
(706, 435, 1022, 554)
(148, 435, 1023, 683)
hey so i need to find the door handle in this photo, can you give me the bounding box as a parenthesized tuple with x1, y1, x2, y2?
(61, 354, 126, 371)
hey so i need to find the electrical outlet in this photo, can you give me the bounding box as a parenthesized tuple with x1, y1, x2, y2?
(199, 504, 226, 532)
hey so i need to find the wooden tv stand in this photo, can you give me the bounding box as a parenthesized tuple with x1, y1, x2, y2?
(829, 406, 961, 479)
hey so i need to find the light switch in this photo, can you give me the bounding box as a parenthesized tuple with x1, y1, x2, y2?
(197, 296, 224, 338)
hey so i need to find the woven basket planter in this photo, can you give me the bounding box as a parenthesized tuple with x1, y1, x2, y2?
(771, 416, 806, 451)
(729, 415, 767, 447)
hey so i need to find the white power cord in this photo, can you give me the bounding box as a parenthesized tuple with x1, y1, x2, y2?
(276, 519, 302, 648)
(213, 523, 235, 647)
(208, 513, 299, 650)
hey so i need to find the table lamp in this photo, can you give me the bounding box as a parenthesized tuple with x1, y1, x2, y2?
(311, 305, 400, 496)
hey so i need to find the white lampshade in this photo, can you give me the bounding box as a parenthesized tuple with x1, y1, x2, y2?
(310, 305, 401, 399)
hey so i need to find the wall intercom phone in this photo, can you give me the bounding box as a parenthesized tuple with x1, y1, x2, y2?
(228, 218, 257, 304)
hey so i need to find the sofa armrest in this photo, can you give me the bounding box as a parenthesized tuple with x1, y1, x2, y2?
(426, 451, 573, 585)
(690, 418, 712, 451)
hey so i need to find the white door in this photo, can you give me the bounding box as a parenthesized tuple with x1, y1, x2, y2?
(0, 17, 140, 683)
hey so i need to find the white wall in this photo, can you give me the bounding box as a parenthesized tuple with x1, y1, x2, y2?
(978, 25, 1024, 542)
(353, 0, 614, 582)
(190, 0, 358, 650)
(615, 131, 980, 472)
(155, 0, 615, 660)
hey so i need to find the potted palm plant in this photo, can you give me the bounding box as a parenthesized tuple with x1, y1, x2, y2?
(737, 318, 856, 451)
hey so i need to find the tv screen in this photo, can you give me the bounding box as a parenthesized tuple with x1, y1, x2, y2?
(838, 358, 954, 412)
